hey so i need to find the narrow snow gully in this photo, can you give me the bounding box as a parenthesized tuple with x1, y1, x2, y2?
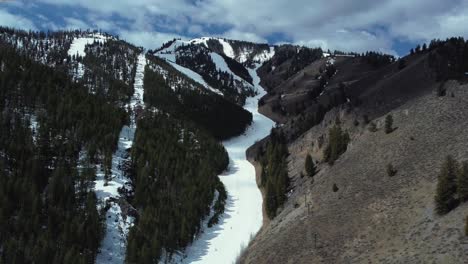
(178, 64, 275, 264)
(94, 53, 146, 264)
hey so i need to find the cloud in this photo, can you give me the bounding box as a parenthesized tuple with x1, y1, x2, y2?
(0, 8, 36, 30)
(118, 30, 185, 50)
(389, 1, 468, 42)
(221, 29, 268, 44)
(64, 17, 91, 30)
(2, 0, 468, 55)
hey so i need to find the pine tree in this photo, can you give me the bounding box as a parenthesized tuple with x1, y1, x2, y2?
(435, 155, 459, 215)
(386, 163, 397, 176)
(437, 82, 447, 96)
(457, 161, 468, 202)
(305, 154, 316, 177)
(332, 183, 339, 192)
(324, 125, 350, 165)
(415, 44, 421, 53)
(385, 114, 393, 134)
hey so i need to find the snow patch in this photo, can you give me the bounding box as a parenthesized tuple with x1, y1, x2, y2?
(190, 37, 211, 48)
(190, 37, 235, 59)
(157, 39, 189, 62)
(29, 114, 38, 143)
(129, 54, 146, 111)
(68, 33, 108, 58)
(155, 42, 224, 96)
(209, 52, 252, 86)
(252, 46, 275, 64)
(68, 33, 109, 79)
(168, 60, 223, 95)
(218, 39, 235, 58)
(94, 53, 146, 264)
(236, 46, 275, 65)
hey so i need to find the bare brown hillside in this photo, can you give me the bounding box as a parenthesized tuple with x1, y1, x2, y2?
(241, 82, 468, 263)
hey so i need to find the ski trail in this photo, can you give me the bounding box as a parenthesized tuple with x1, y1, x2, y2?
(177, 64, 275, 264)
(95, 53, 146, 264)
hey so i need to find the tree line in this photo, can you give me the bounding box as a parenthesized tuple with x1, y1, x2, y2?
(125, 112, 229, 262)
(426, 37, 468, 82)
(257, 128, 290, 219)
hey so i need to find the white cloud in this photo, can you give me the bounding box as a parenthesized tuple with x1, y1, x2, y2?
(221, 29, 268, 44)
(0, 9, 36, 30)
(64, 17, 90, 30)
(118, 30, 186, 50)
(4, 0, 468, 54)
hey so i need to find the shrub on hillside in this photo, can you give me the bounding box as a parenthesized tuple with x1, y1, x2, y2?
(386, 163, 397, 177)
(324, 125, 350, 165)
(305, 154, 316, 177)
(437, 82, 447, 97)
(435, 155, 459, 215)
(332, 183, 339, 192)
(260, 129, 289, 219)
(385, 114, 394, 134)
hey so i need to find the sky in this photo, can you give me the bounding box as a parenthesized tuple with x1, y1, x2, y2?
(1, 0, 468, 56)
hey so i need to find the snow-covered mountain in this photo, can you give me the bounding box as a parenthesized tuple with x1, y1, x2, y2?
(0, 27, 335, 264)
(153, 37, 276, 104)
(189, 37, 275, 67)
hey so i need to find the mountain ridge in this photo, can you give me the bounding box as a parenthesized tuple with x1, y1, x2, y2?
(2, 26, 468, 264)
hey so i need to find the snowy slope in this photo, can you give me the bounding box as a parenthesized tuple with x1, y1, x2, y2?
(190, 37, 274, 66)
(237, 46, 275, 65)
(168, 60, 223, 95)
(218, 38, 235, 58)
(209, 52, 253, 85)
(175, 64, 275, 264)
(252, 46, 275, 64)
(68, 33, 109, 79)
(94, 53, 146, 264)
(68, 34, 107, 57)
(156, 40, 223, 95)
(191, 37, 235, 59)
(190, 37, 210, 48)
(156, 39, 186, 62)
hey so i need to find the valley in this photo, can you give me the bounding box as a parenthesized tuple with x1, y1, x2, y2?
(0, 25, 468, 264)
(178, 65, 274, 264)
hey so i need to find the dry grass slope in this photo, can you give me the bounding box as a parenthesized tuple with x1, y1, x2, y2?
(241, 82, 468, 264)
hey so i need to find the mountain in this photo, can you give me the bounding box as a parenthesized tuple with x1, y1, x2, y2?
(189, 37, 275, 68)
(0, 28, 253, 263)
(153, 37, 275, 105)
(240, 39, 468, 263)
